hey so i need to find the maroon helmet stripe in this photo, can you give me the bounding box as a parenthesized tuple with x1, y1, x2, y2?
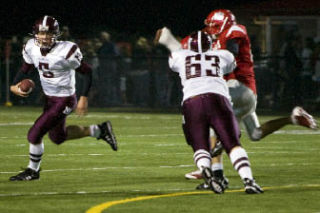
(46, 16, 55, 31)
(66, 45, 78, 59)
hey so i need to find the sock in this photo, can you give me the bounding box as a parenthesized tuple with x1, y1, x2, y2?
(229, 147, 253, 180)
(193, 149, 212, 172)
(211, 161, 224, 178)
(28, 142, 44, 172)
(89, 125, 100, 138)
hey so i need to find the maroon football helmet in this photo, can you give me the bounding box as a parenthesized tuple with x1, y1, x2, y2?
(188, 31, 212, 53)
(32, 15, 60, 48)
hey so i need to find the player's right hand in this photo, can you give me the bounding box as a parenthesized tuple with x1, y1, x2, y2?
(154, 28, 163, 45)
(10, 83, 29, 97)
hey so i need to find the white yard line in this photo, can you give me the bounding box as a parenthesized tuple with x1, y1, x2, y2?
(0, 122, 34, 126)
(0, 184, 319, 197)
(1, 161, 320, 175)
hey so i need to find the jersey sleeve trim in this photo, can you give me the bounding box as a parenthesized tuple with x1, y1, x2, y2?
(65, 44, 78, 59)
(226, 25, 246, 38)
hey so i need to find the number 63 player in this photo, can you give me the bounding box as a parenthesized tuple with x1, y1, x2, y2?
(163, 31, 263, 194)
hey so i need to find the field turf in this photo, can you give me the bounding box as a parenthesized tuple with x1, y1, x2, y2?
(0, 106, 319, 213)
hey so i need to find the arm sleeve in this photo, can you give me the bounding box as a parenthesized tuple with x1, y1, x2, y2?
(226, 39, 239, 57)
(12, 62, 35, 84)
(75, 61, 92, 97)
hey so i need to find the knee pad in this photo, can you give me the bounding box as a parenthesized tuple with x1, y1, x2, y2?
(242, 112, 261, 141)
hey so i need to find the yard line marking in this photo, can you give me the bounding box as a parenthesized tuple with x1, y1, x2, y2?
(1, 162, 320, 174)
(0, 164, 195, 174)
(274, 130, 320, 135)
(0, 122, 34, 126)
(86, 184, 320, 213)
(1, 152, 189, 158)
(0, 184, 319, 199)
(120, 133, 183, 137)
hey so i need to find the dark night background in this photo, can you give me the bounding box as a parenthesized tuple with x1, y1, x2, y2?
(1, 0, 264, 38)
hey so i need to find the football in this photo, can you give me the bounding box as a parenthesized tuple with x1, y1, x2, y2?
(18, 79, 35, 94)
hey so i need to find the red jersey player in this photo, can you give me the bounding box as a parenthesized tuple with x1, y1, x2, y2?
(154, 9, 318, 190)
(185, 9, 318, 190)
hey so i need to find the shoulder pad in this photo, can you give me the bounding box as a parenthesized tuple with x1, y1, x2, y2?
(226, 25, 247, 38)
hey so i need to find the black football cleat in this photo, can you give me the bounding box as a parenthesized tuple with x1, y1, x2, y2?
(9, 168, 40, 181)
(97, 121, 118, 151)
(243, 178, 264, 194)
(210, 141, 224, 157)
(201, 167, 225, 194)
(196, 176, 229, 191)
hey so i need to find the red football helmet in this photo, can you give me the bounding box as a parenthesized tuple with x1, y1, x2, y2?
(180, 35, 190, 49)
(32, 15, 60, 48)
(188, 31, 212, 53)
(204, 9, 236, 36)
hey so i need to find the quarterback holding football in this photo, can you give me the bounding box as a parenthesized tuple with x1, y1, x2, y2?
(9, 15, 118, 181)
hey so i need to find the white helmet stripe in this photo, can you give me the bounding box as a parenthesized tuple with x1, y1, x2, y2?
(42, 15, 48, 27)
(219, 17, 229, 34)
(198, 31, 202, 53)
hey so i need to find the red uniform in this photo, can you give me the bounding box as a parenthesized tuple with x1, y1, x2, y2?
(210, 25, 256, 94)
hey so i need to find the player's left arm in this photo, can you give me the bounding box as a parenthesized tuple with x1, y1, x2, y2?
(75, 61, 92, 116)
(225, 26, 248, 57)
(226, 39, 239, 57)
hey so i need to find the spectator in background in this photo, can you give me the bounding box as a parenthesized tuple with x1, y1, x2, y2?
(116, 39, 132, 105)
(250, 35, 261, 61)
(97, 31, 120, 106)
(283, 34, 303, 106)
(130, 36, 152, 106)
(60, 26, 74, 42)
(301, 37, 315, 100)
(312, 37, 320, 103)
(151, 45, 171, 107)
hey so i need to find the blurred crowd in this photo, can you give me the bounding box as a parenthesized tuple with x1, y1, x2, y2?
(256, 31, 320, 111)
(1, 26, 320, 111)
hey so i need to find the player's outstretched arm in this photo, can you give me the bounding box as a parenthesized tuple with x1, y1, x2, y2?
(76, 96, 88, 116)
(154, 27, 181, 52)
(75, 61, 92, 116)
(10, 83, 29, 97)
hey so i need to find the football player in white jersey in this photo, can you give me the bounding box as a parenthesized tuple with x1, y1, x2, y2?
(167, 31, 263, 194)
(9, 15, 118, 181)
(155, 24, 318, 190)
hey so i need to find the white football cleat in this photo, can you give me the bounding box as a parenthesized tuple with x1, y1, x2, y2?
(291, 106, 318, 130)
(185, 170, 202, 180)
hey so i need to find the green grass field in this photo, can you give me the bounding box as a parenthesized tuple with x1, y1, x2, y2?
(0, 106, 319, 213)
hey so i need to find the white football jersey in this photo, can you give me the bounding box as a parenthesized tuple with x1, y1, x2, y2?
(23, 39, 83, 97)
(169, 49, 236, 102)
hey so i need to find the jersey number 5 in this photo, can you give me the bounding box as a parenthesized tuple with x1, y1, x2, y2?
(39, 62, 54, 78)
(185, 54, 220, 79)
